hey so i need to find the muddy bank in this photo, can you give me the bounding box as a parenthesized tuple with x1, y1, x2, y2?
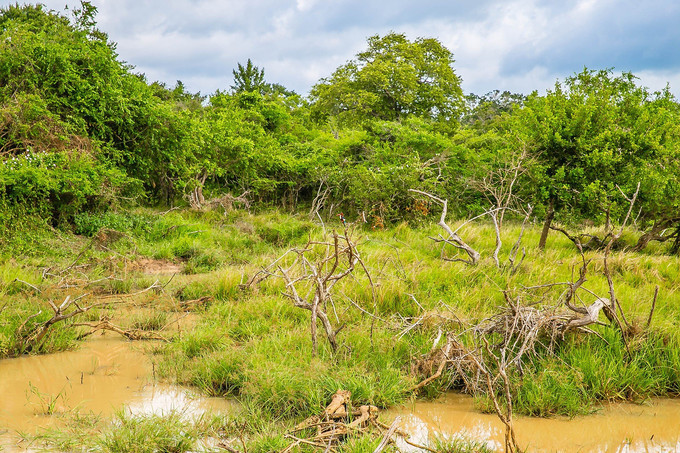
(0, 336, 233, 451)
(389, 392, 680, 452)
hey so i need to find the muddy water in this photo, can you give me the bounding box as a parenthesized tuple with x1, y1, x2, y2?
(389, 392, 680, 452)
(0, 336, 233, 450)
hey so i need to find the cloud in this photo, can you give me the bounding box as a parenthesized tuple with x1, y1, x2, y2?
(33, 0, 680, 97)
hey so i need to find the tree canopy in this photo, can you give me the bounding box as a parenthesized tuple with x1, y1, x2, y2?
(310, 32, 464, 130)
(1, 4, 679, 254)
(231, 59, 266, 94)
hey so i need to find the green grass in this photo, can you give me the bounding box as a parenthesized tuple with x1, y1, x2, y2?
(129, 311, 169, 331)
(31, 410, 224, 453)
(3, 207, 680, 450)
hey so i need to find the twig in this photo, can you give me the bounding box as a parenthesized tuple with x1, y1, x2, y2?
(646, 286, 659, 330)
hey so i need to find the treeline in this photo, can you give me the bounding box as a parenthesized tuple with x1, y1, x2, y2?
(1, 3, 678, 251)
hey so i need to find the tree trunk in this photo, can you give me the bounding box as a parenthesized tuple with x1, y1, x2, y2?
(538, 200, 555, 251)
(671, 227, 680, 255)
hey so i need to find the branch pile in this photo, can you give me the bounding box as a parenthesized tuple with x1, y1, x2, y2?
(279, 390, 434, 453)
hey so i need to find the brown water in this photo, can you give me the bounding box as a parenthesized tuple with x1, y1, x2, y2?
(0, 336, 233, 451)
(4, 340, 680, 453)
(389, 392, 680, 452)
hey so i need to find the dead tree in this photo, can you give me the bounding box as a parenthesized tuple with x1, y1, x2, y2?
(632, 216, 680, 253)
(267, 228, 370, 356)
(468, 145, 529, 231)
(409, 190, 481, 265)
(14, 295, 93, 353)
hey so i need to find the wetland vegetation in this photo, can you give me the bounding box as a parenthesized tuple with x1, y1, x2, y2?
(1, 2, 679, 452)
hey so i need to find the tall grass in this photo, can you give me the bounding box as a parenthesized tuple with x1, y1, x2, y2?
(4, 207, 680, 449)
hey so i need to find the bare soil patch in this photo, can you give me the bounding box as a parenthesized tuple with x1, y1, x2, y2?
(131, 259, 183, 275)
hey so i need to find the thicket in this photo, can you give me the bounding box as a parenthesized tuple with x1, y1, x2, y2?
(2, 2, 678, 252)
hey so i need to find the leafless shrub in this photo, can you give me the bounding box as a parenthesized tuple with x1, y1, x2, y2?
(255, 227, 374, 356)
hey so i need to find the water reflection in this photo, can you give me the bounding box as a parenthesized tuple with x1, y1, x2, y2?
(388, 393, 680, 452)
(0, 336, 232, 451)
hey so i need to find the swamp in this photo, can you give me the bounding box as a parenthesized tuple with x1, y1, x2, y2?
(1, 2, 680, 452)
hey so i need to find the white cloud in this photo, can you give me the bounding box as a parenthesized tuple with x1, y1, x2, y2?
(28, 0, 680, 97)
(296, 0, 317, 12)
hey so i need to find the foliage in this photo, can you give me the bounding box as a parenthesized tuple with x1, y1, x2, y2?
(0, 150, 133, 227)
(462, 90, 525, 129)
(231, 58, 267, 94)
(310, 32, 464, 130)
(509, 69, 680, 224)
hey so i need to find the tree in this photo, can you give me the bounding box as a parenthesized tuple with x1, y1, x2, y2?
(506, 69, 679, 249)
(462, 90, 526, 128)
(310, 32, 464, 130)
(231, 59, 266, 94)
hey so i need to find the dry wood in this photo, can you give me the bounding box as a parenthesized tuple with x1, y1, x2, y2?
(259, 228, 372, 356)
(179, 296, 213, 310)
(409, 189, 480, 265)
(467, 145, 529, 230)
(73, 320, 167, 341)
(491, 209, 502, 268)
(603, 182, 640, 335)
(282, 390, 435, 453)
(646, 285, 659, 329)
(507, 205, 532, 274)
(632, 217, 680, 252)
(372, 418, 399, 453)
(15, 295, 95, 353)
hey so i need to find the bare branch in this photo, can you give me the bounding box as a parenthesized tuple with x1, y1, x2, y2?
(409, 189, 480, 265)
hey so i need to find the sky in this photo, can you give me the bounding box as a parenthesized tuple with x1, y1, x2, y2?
(21, 0, 680, 98)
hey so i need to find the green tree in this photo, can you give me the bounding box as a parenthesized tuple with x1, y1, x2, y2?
(231, 59, 266, 94)
(462, 90, 526, 129)
(310, 32, 464, 130)
(507, 69, 680, 249)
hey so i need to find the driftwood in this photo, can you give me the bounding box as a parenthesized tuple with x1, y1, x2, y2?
(283, 390, 378, 453)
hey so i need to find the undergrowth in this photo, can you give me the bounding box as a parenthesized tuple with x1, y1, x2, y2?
(3, 207, 680, 450)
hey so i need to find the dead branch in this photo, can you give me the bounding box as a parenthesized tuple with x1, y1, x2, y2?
(15, 295, 92, 353)
(467, 144, 529, 230)
(73, 320, 167, 341)
(284, 390, 377, 452)
(603, 182, 640, 337)
(12, 278, 42, 293)
(490, 209, 502, 268)
(208, 191, 251, 213)
(632, 217, 680, 252)
(646, 286, 659, 329)
(309, 179, 331, 220)
(282, 390, 437, 453)
(409, 189, 480, 265)
(507, 205, 533, 274)
(261, 228, 371, 356)
(179, 296, 213, 310)
(372, 418, 400, 453)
